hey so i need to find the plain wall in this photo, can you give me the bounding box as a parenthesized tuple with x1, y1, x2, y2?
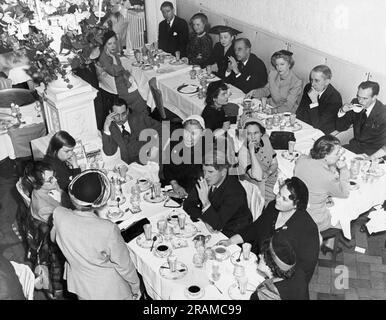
(177, 0, 386, 103)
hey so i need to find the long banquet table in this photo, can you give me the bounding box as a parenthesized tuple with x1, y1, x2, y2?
(99, 158, 264, 300)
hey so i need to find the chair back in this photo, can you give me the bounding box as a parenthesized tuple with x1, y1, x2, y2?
(239, 179, 265, 222)
(0, 77, 12, 90)
(149, 77, 167, 120)
(16, 177, 31, 208)
(0, 88, 36, 109)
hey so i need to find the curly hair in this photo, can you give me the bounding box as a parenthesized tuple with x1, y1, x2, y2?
(23, 161, 54, 191)
(310, 134, 340, 160)
(281, 177, 309, 211)
(205, 81, 228, 106)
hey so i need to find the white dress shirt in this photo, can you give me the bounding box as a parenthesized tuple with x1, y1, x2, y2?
(225, 58, 249, 78)
(337, 101, 376, 118)
(104, 120, 131, 136)
(309, 87, 327, 109)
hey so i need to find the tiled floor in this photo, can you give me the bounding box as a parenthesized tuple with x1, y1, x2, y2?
(1, 172, 385, 300)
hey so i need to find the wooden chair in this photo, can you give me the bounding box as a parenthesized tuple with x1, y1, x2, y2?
(148, 77, 182, 127)
(320, 228, 353, 262)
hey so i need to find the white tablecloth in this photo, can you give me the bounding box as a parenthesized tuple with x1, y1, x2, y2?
(157, 71, 245, 120)
(120, 56, 192, 112)
(99, 158, 264, 300)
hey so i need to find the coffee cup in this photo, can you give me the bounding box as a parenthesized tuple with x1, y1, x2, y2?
(214, 246, 227, 260)
(187, 285, 202, 297)
(156, 244, 170, 257)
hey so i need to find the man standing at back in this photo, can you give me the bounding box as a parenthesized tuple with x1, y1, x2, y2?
(224, 38, 268, 94)
(158, 1, 189, 58)
(296, 65, 342, 134)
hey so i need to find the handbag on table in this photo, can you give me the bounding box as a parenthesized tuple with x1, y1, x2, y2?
(121, 218, 150, 243)
(269, 131, 296, 150)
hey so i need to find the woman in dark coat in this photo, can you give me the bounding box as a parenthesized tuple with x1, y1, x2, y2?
(207, 25, 240, 79)
(219, 177, 320, 287)
(43, 131, 81, 192)
(186, 13, 213, 68)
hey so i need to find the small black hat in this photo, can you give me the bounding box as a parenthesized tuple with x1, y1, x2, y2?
(208, 25, 241, 36)
(102, 30, 117, 47)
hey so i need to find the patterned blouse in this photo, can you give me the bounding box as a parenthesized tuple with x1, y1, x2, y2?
(186, 32, 213, 68)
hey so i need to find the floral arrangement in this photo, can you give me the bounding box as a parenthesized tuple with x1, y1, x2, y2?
(23, 32, 73, 89)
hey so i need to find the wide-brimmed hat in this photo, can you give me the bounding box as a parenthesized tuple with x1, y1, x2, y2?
(68, 169, 111, 208)
(209, 25, 241, 36)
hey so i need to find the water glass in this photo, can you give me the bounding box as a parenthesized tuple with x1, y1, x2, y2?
(157, 219, 167, 234)
(175, 51, 180, 61)
(167, 255, 177, 272)
(190, 67, 197, 79)
(237, 277, 248, 295)
(153, 182, 162, 198)
(130, 184, 141, 213)
(233, 265, 245, 278)
(242, 243, 252, 260)
(265, 117, 273, 130)
(143, 224, 152, 240)
(350, 159, 360, 179)
(273, 114, 280, 127)
(177, 213, 186, 230)
(290, 114, 296, 126)
(288, 141, 296, 155)
(212, 261, 220, 281)
(193, 253, 205, 268)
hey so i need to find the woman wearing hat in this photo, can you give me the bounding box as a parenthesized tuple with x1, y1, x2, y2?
(207, 25, 240, 79)
(218, 177, 320, 288)
(237, 119, 278, 205)
(250, 233, 309, 300)
(98, 30, 148, 114)
(186, 13, 213, 68)
(51, 170, 141, 300)
(162, 115, 208, 197)
(246, 50, 302, 114)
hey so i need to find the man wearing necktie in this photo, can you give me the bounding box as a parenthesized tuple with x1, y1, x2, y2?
(158, 1, 189, 58)
(183, 150, 252, 237)
(296, 65, 342, 134)
(224, 38, 268, 94)
(102, 98, 162, 165)
(336, 81, 386, 155)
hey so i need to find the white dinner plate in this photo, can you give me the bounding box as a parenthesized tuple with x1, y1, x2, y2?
(159, 261, 188, 280)
(174, 223, 199, 238)
(177, 84, 199, 94)
(143, 192, 167, 203)
(136, 232, 163, 249)
(230, 251, 258, 266)
(281, 150, 300, 161)
(228, 282, 255, 300)
(290, 122, 302, 132)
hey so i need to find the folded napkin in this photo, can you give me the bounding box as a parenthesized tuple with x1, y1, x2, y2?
(127, 161, 160, 182)
(366, 209, 386, 234)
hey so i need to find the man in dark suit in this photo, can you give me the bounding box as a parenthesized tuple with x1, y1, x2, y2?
(183, 150, 252, 237)
(336, 81, 386, 155)
(224, 38, 267, 94)
(158, 1, 189, 58)
(296, 65, 342, 134)
(102, 98, 162, 165)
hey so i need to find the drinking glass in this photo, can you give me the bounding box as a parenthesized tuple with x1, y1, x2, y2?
(242, 243, 252, 260)
(130, 184, 141, 213)
(233, 265, 245, 278)
(288, 141, 296, 156)
(290, 114, 296, 126)
(157, 219, 167, 234)
(265, 117, 273, 130)
(153, 182, 162, 198)
(134, 50, 142, 64)
(212, 261, 220, 281)
(143, 224, 152, 240)
(175, 51, 181, 61)
(237, 277, 248, 295)
(167, 255, 177, 272)
(178, 213, 186, 229)
(193, 253, 205, 268)
(350, 159, 360, 179)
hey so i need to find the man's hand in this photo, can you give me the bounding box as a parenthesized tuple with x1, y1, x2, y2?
(196, 177, 210, 207)
(210, 63, 218, 73)
(245, 89, 257, 99)
(103, 112, 117, 134)
(228, 56, 239, 74)
(341, 103, 354, 113)
(222, 121, 231, 131)
(307, 87, 319, 104)
(171, 181, 188, 198)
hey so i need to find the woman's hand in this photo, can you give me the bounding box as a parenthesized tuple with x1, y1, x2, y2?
(196, 177, 210, 207)
(248, 140, 257, 154)
(222, 121, 231, 131)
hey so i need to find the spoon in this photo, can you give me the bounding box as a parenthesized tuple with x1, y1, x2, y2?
(209, 279, 223, 294)
(236, 247, 243, 262)
(150, 236, 157, 251)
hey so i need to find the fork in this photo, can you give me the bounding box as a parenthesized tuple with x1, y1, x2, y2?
(209, 280, 223, 294)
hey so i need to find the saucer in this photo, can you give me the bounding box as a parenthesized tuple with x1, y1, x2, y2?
(281, 150, 299, 161)
(143, 192, 167, 203)
(184, 286, 205, 300)
(170, 59, 185, 65)
(142, 64, 153, 71)
(349, 180, 360, 190)
(230, 251, 258, 266)
(153, 244, 172, 258)
(174, 223, 199, 238)
(136, 232, 163, 249)
(159, 261, 188, 280)
(290, 122, 302, 131)
(228, 282, 255, 300)
(106, 209, 124, 220)
(137, 179, 152, 192)
(132, 61, 142, 67)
